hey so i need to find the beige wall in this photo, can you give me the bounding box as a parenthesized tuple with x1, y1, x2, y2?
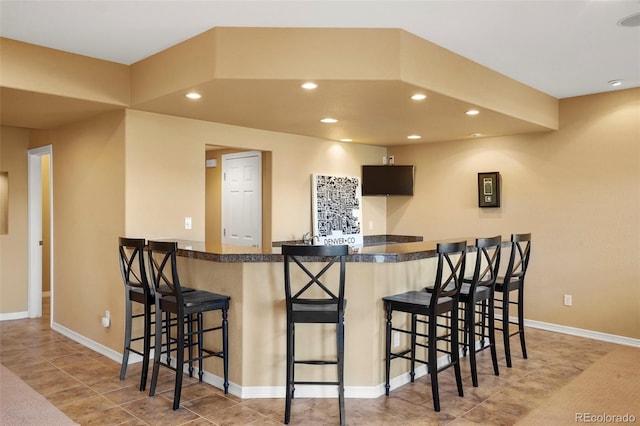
(125, 109, 388, 243)
(387, 88, 640, 338)
(0, 37, 129, 104)
(205, 149, 224, 244)
(0, 126, 30, 314)
(30, 111, 126, 349)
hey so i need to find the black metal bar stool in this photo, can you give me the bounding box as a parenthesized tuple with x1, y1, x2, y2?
(147, 240, 230, 410)
(459, 236, 501, 387)
(382, 240, 467, 412)
(118, 237, 153, 391)
(282, 244, 349, 426)
(494, 233, 531, 367)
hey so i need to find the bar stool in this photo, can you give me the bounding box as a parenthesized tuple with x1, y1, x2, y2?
(382, 241, 467, 412)
(459, 236, 501, 387)
(118, 237, 153, 391)
(147, 240, 230, 410)
(282, 244, 349, 426)
(494, 233, 531, 367)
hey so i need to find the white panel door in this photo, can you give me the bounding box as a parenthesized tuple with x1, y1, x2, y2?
(222, 151, 262, 248)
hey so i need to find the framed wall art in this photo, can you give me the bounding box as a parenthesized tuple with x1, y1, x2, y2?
(312, 174, 363, 246)
(478, 172, 501, 208)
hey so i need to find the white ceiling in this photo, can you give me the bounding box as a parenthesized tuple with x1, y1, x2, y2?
(1, 0, 639, 99)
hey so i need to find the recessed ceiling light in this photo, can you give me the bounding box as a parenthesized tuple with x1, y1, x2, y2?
(340, 138, 352, 142)
(301, 82, 318, 90)
(465, 109, 480, 116)
(185, 92, 202, 100)
(407, 135, 421, 140)
(618, 12, 640, 27)
(471, 133, 482, 138)
(411, 94, 427, 101)
(320, 118, 338, 123)
(608, 79, 623, 87)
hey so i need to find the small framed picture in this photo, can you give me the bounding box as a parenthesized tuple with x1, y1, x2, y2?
(478, 172, 501, 208)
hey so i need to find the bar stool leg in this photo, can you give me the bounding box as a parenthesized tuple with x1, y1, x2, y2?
(462, 306, 469, 357)
(284, 319, 294, 424)
(337, 320, 345, 426)
(165, 311, 173, 367)
(149, 301, 162, 398)
(501, 291, 513, 368)
(478, 301, 487, 350)
(140, 302, 152, 391)
(222, 307, 229, 393)
(518, 287, 527, 359)
(467, 302, 479, 387)
(188, 314, 195, 378)
(384, 306, 392, 396)
(410, 314, 418, 382)
(197, 313, 204, 382)
(488, 299, 500, 376)
(120, 297, 132, 381)
(427, 316, 440, 412)
(451, 307, 464, 398)
(173, 313, 185, 410)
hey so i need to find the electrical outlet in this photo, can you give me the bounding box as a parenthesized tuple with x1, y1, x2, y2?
(393, 331, 400, 347)
(101, 310, 111, 328)
(388, 155, 395, 165)
(564, 294, 572, 306)
(185, 217, 192, 230)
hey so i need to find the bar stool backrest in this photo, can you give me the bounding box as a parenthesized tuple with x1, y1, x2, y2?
(282, 244, 349, 324)
(472, 235, 502, 291)
(147, 241, 184, 306)
(431, 241, 468, 302)
(119, 237, 151, 296)
(504, 233, 531, 283)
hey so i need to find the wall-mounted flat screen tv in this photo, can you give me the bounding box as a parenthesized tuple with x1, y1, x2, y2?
(361, 165, 414, 196)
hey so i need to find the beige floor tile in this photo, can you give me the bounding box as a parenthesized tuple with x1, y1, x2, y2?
(58, 394, 120, 422)
(45, 382, 99, 406)
(205, 403, 269, 425)
(102, 384, 150, 405)
(181, 393, 239, 417)
(120, 394, 200, 425)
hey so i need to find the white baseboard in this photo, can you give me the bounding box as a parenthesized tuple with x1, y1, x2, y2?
(495, 314, 640, 348)
(236, 383, 386, 399)
(51, 321, 126, 364)
(0, 311, 29, 321)
(524, 318, 640, 348)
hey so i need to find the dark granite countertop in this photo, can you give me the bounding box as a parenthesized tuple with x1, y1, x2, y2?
(169, 235, 477, 263)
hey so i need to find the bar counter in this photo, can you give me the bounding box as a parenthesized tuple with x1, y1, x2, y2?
(170, 235, 477, 399)
(172, 234, 479, 263)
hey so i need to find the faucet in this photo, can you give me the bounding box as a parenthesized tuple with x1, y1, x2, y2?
(302, 232, 320, 245)
(302, 232, 312, 245)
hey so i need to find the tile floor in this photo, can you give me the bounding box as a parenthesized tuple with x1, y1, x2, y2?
(0, 298, 620, 425)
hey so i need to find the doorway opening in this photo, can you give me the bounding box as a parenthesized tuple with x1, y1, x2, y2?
(27, 145, 53, 323)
